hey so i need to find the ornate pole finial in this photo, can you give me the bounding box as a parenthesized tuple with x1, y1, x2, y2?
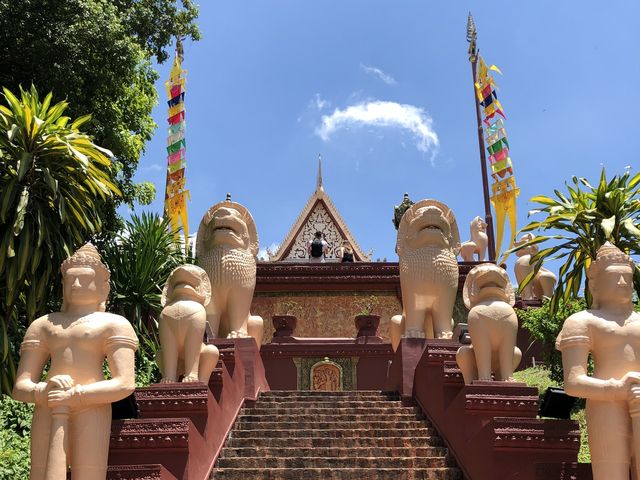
(466, 12, 477, 61)
(317, 154, 323, 191)
(176, 36, 184, 63)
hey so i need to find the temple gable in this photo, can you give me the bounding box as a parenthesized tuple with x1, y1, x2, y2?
(269, 157, 369, 262)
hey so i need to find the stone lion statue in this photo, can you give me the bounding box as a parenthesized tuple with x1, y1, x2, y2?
(390, 199, 461, 351)
(459, 216, 488, 262)
(456, 263, 521, 383)
(158, 264, 220, 383)
(196, 200, 264, 346)
(514, 233, 557, 300)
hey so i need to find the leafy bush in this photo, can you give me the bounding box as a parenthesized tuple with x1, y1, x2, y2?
(513, 367, 590, 463)
(517, 299, 586, 384)
(0, 395, 32, 479)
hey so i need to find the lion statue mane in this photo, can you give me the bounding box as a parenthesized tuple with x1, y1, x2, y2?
(390, 199, 461, 351)
(196, 200, 263, 346)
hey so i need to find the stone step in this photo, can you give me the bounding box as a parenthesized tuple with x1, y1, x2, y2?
(221, 446, 448, 458)
(233, 420, 426, 430)
(225, 436, 445, 448)
(256, 394, 393, 402)
(244, 400, 402, 408)
(260, 390, 384, 396)
(212, 467, 462, 480)
(210, 391, 460, 480)
(243, 406, 412, 415)
(237, 413, 419, 423)
(216, 456, 451, 469)
(231, 427, 437, 438)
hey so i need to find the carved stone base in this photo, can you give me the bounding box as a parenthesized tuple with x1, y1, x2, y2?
(388, 339, 584, 480)
(109, 338, 270, 480)
(107, 464, 177, 480)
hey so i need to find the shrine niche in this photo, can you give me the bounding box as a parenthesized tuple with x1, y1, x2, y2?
(310, 359, 342, 391)
(294, 357, 358, 390)
(269, 157, 369, 261)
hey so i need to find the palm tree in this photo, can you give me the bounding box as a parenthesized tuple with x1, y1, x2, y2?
(0, 85, 120, 393)
(99, 213, 192, 385)
(513, 168, 640, 315)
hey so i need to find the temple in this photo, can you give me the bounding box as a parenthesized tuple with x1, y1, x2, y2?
(17, 35, 591, 480)
(268, 156, 370, 262)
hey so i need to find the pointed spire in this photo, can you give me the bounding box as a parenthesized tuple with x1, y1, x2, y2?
(317, 154, 323, 191)
(466, 12, 477, 60)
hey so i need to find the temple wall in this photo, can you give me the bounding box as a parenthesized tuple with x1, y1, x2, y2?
(252, 292, 402, 343)
(252, 291, 470, 344)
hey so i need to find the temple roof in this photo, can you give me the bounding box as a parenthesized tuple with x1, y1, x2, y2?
(269, 157, 370, 262)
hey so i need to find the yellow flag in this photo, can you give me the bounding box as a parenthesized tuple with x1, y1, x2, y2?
(490, 178, 520, 261)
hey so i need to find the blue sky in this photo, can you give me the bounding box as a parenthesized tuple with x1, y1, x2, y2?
(128, 1, 640, 273)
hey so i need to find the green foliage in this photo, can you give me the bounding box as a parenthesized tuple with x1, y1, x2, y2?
(100, 212, 193, 386)
(572, 408, 590, 463)
(513, 367, 590, 463)
(512, 168, 640, 316)
(516, 299, 586, 384)
(353, 295, 380, 316)
(0, 86, 120, 394)
(512, 366, 557, 396)
(0, 395, 32, 479)
(0, 0, 200, 219)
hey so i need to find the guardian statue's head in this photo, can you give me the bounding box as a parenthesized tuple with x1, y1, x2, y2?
(197, 201, 258, 255)
(60, 243, 110, 311)
(397, 199, 461, 254)
(514, 233, 538, 257)
(162, 264, 212, 307)
(587, 242, 635, 309)
(463, 263, 514, 309)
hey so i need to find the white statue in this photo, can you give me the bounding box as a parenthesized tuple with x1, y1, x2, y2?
(12, 244, 138, 480)
(459, 216, 488, 262)
(557, 242, 640, 480)
(197, 200, 264, 346)
(390, 199, 460, 350)
(158, 265, 219, 383)
(456, 263, 521, 383)
(514, 233, 557, 300)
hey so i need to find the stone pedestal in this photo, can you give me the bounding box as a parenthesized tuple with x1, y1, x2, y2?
(386, 339, 587, 480)
(108, 338, 269, 480)
(384, 337, 430, 405)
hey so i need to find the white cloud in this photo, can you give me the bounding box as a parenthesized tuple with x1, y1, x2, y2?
(316, 100, 439, 159)
(309, 93, 329, 111)
(360, 64, 397, 85)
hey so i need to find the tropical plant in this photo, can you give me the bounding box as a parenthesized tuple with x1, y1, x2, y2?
(0, 86, 120, 394)
(0, 0, 200, 225)
(512, 168, 640, 315)
(100, 212, 193, 385)
(516, 298, 587, 384)
(353, 295, 380, 317)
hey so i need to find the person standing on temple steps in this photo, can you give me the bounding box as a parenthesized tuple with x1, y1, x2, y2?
(308, 231, 328, 262)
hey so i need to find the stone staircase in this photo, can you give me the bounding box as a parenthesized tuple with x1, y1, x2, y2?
(211, 390, 462, 480)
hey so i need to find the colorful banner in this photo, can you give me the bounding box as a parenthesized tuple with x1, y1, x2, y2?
(476, 54, 518, 261)
(168, 122, 185, 135)
(168, 111, 185, 125)
(163, 46, 190, 242)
